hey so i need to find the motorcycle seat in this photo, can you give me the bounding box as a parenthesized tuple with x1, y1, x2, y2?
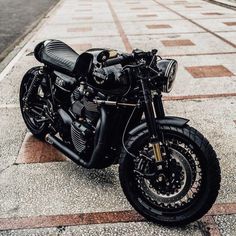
(34, 40, 80, 76)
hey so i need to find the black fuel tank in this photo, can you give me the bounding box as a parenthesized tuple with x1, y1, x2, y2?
(85, 48, 131, 96)
(87, 65, 131, 96)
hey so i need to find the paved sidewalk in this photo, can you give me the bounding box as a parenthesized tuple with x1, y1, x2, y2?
(0, 0, 236, 235)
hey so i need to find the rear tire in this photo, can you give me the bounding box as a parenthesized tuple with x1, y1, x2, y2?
(20, 67, 50, 140)
(119, 124, 221, 226)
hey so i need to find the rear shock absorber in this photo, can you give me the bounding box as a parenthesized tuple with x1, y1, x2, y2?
(23, 69, 43, 103)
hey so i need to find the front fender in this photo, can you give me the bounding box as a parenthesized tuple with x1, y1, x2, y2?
(129, 116, 189, 136)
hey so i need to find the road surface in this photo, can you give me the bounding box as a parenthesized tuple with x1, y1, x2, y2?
(0, 0, 58, 61)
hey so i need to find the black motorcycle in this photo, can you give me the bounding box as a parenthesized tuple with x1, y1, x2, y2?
(20, 39, 221, 225)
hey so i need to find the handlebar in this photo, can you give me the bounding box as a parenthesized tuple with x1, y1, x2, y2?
(103, 56, 124, 67)
(103, 54, 134, 67)
(102, 49, 158, 67)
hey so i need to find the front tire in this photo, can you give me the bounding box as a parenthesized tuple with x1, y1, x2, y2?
(119, 124, 221, 226)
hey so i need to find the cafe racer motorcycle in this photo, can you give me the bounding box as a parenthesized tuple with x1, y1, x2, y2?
(20, 40, 221, 225)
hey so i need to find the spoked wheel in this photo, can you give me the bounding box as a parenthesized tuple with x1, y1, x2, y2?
(119, 125, 221, 226)
(20, 67, 51, 139)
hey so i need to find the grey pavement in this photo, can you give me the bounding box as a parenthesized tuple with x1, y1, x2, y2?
(0, 222, 202, 236)
(214, 214, 236, 236)
(0, 0, 236, 235)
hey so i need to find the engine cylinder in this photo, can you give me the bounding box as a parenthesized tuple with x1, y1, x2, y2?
(71, 121, 93, 155)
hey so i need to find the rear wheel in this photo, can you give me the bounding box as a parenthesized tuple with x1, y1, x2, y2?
(20, 67, 51, 139)
(119, 125, 221, 225)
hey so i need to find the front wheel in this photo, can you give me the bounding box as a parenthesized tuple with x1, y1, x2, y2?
(119, 124, 221, 226)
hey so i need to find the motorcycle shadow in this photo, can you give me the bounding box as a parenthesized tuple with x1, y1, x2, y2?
(67, 161, 119, 188)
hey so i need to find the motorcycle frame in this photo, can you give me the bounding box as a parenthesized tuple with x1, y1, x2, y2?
(42, 64, 187, 169)
(89, 74, 167, 165)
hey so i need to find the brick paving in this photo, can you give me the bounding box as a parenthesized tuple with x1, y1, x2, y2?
(16, 133, 67, 164)
(1, 203, 236, 231)
(0, 0, 236, 235)
(161, 39, 195, 46)
(185, 65, 234, 78)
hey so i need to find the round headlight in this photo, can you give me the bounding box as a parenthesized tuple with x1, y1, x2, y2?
(155, 59, 178, 93)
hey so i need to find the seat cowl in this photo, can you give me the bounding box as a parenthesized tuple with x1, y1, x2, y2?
(34, 40, 80, 76)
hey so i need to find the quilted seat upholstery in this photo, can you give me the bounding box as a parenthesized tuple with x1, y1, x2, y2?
(34, 40, 79, 75)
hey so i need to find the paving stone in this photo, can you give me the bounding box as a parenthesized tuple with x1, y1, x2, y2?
(185, 65, 234, 78)
(185, 6, 201, 8)
(128, 32, 235, 56)
(75, 9, 92, 13)
(0, 55, 37, 105)
(70, 43, 92, 51)
(162, 3, 236, 19)
(46, 1, 113, 24)
(168, 1, 213, 9)
(0, 163, 131, 218)
(35, 23, 119, 38)
(202, 12, 224, 15)
(161, 39, 195, 46)
(0, 221, 202, 236)
(223, 21, 236, 26)
(122, 20, 205, 35)
(137, 14, 158, 18)
(0, 108, 26, 171)
(115, 9, 182, 21)
(48, 13, 114, 24)
(200, 216, 221, 236)
(195, 18, 236, 32)
(16, 133, 67, 164)
(67, 27, 92, 33)
(218, 32, 236, 46)
(214, 214, 236, 236)
(72, 16, 93, 20)
(164, 97, 236, 203)
(146, 24, 172, 29)
(130, 7, 148, 10)
(169, 54, 236, 96)
(27, 36, 125, 53)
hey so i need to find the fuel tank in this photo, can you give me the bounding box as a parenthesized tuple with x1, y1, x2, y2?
(86, 48, 132, 96)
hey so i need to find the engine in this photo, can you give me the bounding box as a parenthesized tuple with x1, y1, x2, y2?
(70, 85, 100, 156)
(71, 120, 94, 155)
(52, 70, 100, 157)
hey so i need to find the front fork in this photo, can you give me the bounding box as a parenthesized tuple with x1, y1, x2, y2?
(140, 78, 165, 163)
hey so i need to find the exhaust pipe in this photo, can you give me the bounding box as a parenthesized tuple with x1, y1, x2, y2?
(45, 106, 112, 169)
(45, 134, 89, 168)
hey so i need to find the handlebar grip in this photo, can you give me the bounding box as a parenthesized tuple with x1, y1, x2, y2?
(103, 56, 124, 67)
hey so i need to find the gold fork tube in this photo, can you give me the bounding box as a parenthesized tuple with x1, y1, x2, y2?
(152, 143, 163, 162)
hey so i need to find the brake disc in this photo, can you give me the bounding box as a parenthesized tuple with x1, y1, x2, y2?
(134, 139, 202, 209)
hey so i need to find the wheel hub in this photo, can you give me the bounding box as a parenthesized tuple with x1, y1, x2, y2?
(135, 145, 195, 206)
(151, 158, 184, 195)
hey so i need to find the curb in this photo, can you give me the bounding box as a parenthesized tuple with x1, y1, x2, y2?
(0, 0, 63, 82)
